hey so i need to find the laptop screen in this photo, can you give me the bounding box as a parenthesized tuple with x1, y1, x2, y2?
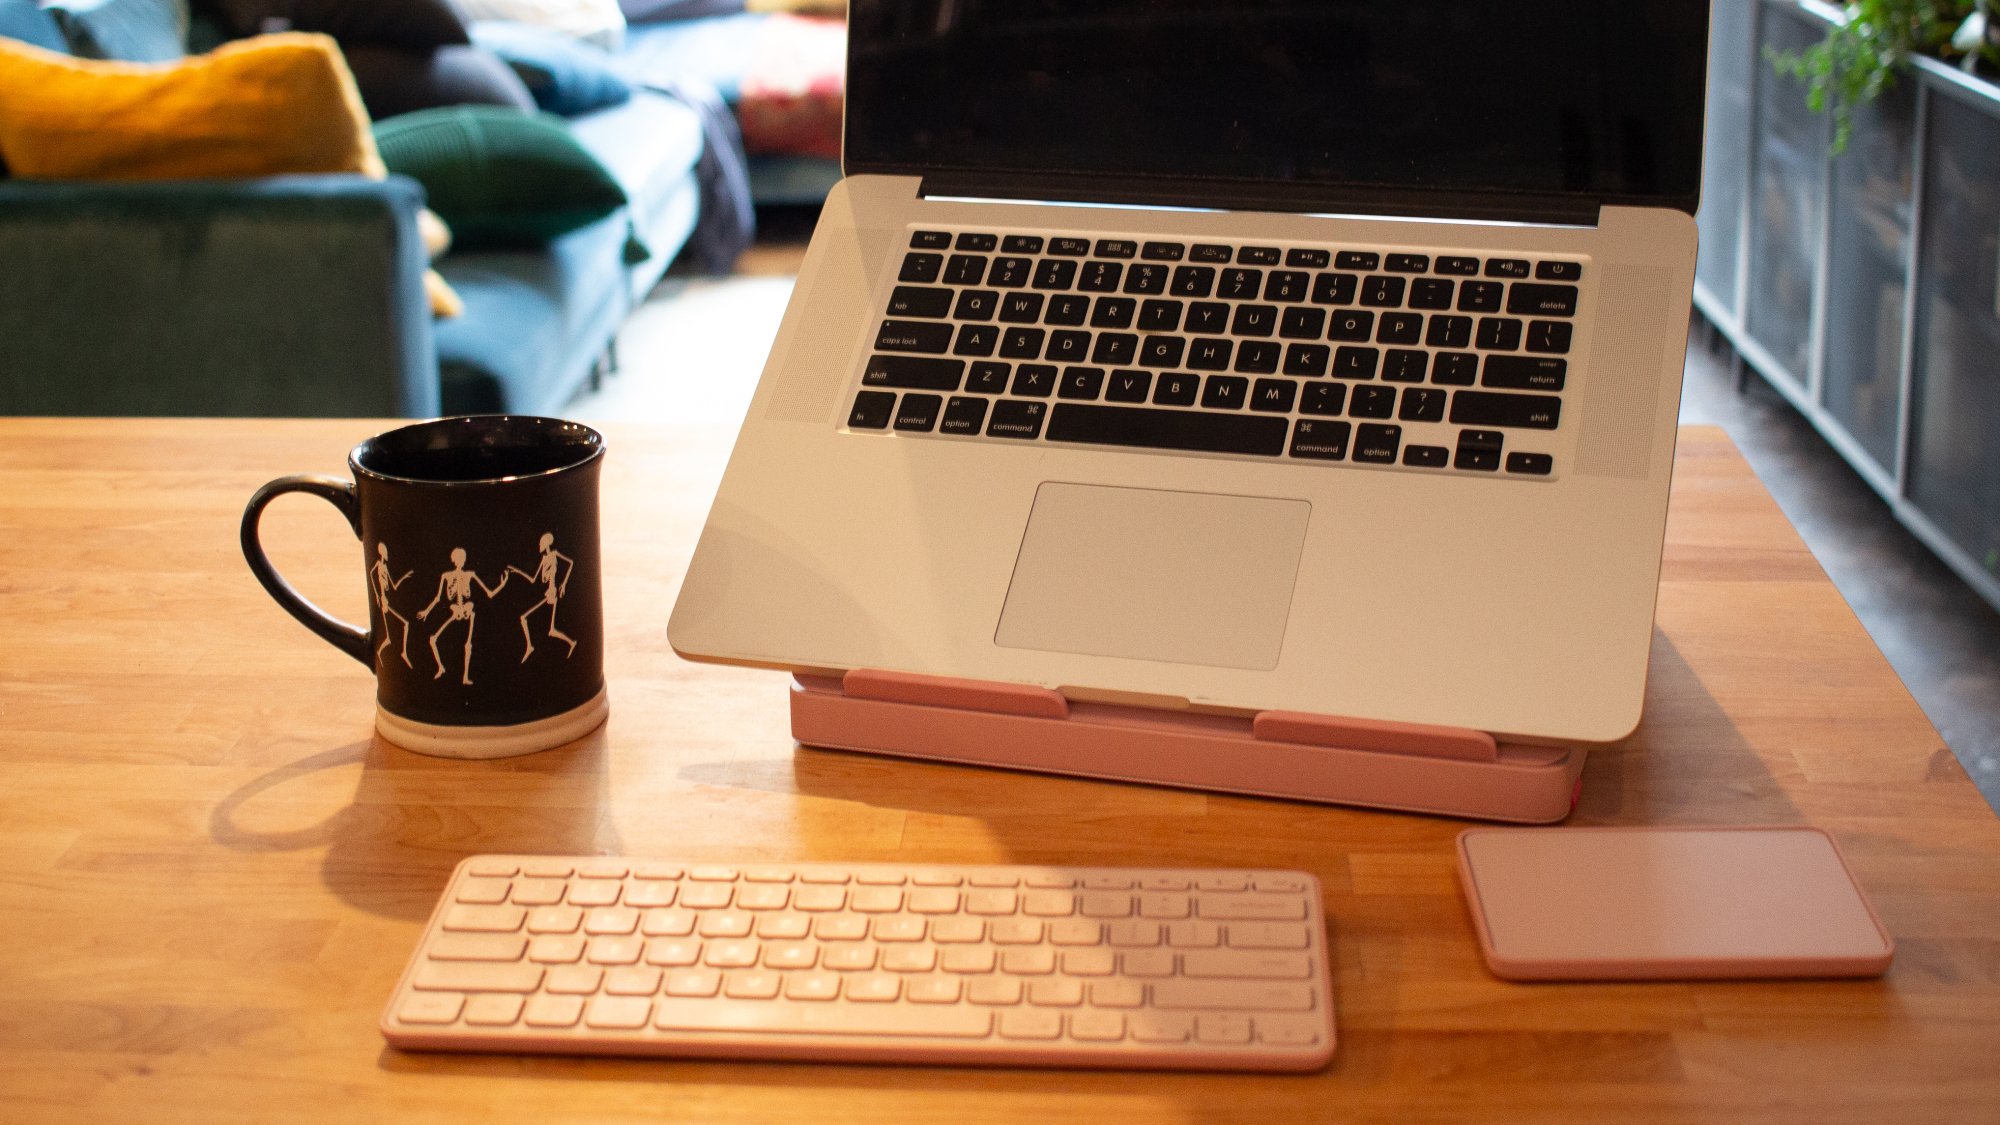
(843, 0, 1707, 216)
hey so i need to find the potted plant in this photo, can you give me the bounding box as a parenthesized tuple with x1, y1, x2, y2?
(1772, 0, 2000, 150)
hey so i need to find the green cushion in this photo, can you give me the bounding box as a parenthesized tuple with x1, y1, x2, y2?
(373, 106, 627, 249)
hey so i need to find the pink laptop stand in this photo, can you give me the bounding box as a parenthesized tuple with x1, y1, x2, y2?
(791, 670, 1585, 823)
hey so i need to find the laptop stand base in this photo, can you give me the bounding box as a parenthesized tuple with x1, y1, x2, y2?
(790, 670, 1585, 824)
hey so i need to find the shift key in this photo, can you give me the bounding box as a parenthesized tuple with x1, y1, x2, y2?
(1450, 390, 1562, 430)
(1197, 895, 1307, 920)
(863, 355, 966, 391)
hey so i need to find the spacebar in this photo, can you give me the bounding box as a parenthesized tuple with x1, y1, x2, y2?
(1046, 404, 1288, 456)
(654, 1000, 993, 1038)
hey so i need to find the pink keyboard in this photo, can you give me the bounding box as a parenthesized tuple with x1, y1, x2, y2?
(382, 856, 1336, 1071)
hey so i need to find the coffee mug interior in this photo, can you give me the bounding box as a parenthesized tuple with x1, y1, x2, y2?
(355, 416, 602, 484)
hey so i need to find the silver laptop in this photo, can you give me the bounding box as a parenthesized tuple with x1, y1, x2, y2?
(670, 0, 1708, 746)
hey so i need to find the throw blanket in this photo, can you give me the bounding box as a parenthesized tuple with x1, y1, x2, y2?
(638, 75, 754, 274)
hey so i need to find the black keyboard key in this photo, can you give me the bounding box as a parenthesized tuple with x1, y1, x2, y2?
(1328, 310, 1374, 341)
(1312, 273, 1358, 305)
(1287, 248, 1331, 269)
(1201, 375, 1249, 410)
(1450, 390, 1562, 429)
(999, 327, 1046, 359)
(1046, 330, 1092, 363)
(1079, 261, 1124, 292)
(1507, 282, 1579, 317)
(1124, 263, 1170, 295)
(1045, 295, 1090, 326)
(1190, 244, 1232, 263)
(1476, 317, 1523, 351)
(1094, 239, 1137, 259)
(1231, 304, 1278, 337)
(877, 320, 953, 353)
(1000, 292, 1045, 323)
(1238, 246, 1281, 266)
(1333, 346, 1379, 379)
(1299, 382, 1346, 415)
(1398, 387, 1447, 422)
(1385, 253, 1430, 273)
(988, 399, 1047, 439)
(1536, 260, 1583, 281)
(988, 257, 1032, 288)
(941, 395, 988, 434)
(1250, 378, 1297, 413)
(1403, 444, 1448, 468)
(1349, 385, 1396, 418)
(1048, 237, 1091, 256)
(1336, 251, 1379, 271)
(1107, 369, 1152, 402)
(944, 254, 988, 286)
(1171, 266, 1217, 298)
(1507, 451, 1555, 475)
(849, 390, 896, 428)
(952, 324, 998, 357)
(1033, 259, 1079, 290)
(1426, 314, 1472, 349)
(1409, 278, 1455, 310)
(1284, 343, 1331, 378)
(888, 286, 953, 318)
(1376, 312, 1423, 345)
(1352, 423, 1401, 463)
(900, 253, 943, 283)
(1264, 271, 1309, 302)
(1091, 332, 1138, 366)
(955, 232, 998, 252)
(1140, 336, 1186, 368)
(1383, 349, 1429, 383)
(1360, 276, 1406, 308)
(1457, 281, 1504, 313)
(954, 289, 998, 321)
(1483, 355, 1568, 392)
(1060, 366, 1106, 399)
(1090, 297, 1137, 329)
(1011, 364, 1057, 397)
(966, 361, 1011, 394)
(911, 231, 952, 249)
(1435, 255, 1480, 276)
(1281, 307, 1326, 339)
(1186, 302, 1230, 334)
(893, 393, 943, 431)
(1527, 319, 1574, 354)
(1187, 338, 1234, 371)
(1138, 299, 1184, 332)
(1002, 234, 1044, 255)
(1218, 268, 1263, 300)
(1484, 258, 1531, 279)
(1289, 418, 1350, 459)
(1432, 352, 1479, 385)
(1048, 403, 1286, 456)
(1234, 341, 1280, 374)
(1153, 372, 1200, 406)
(1455, 428, 1503, 471)
(1142, 241, 1186, 261)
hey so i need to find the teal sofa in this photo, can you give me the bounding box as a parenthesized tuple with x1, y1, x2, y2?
(0, 8, 705, 418)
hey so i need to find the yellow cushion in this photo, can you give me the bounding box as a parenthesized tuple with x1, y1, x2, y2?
(0, 33, 462, 317)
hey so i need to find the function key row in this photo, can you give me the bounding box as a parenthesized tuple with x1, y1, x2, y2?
(908, 231, 1582, 280)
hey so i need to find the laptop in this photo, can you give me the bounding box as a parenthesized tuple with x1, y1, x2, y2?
(669, 0, 1708, 746)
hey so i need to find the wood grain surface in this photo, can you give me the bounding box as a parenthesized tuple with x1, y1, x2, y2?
(2, 419, 1995, 1124)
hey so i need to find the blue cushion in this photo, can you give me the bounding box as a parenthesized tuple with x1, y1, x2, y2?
(470, 21, 632, 116)
(44, 0, 187, 62)
(0, 0, 69, 52)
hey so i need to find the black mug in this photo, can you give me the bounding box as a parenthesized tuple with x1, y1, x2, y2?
(242, 416, 608, 757)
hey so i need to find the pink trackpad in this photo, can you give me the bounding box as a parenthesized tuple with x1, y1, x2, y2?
(1456, 826, 1894, 981)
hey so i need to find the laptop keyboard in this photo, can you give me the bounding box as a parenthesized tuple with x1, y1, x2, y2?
(844, 228, 1583, 478)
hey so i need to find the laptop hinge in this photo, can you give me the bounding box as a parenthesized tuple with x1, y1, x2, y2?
(914, 171, 1603, 228)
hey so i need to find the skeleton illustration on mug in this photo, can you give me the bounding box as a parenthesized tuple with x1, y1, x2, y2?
(373, 533, 583, 686)
(417, 547, 507, 685)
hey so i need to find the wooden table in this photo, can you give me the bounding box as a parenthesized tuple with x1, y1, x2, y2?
(3, 419, 1997, 1124)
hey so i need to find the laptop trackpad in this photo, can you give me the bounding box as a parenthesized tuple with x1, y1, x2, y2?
(994, 483, 1309, 672)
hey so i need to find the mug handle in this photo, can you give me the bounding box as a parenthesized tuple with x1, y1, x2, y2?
(240, 474, 373, 668)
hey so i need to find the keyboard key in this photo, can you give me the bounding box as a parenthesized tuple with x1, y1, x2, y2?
(1094, 238, 1137, 259)
(1333, 346, 1379, 379)
(911, 230, 951, 249)
(1189, 243, 1232, 263)
(1432, 352, 1479, 386)
(1079, 261, 1123, 292)
(1139, 336, 1186, 368)
(1475, 317, 1523, 351)
(1046, 331, 1091, 363)
(1359, 276, 1405, 307)
(523, 994, 584, 1028)
(893, 394, 943, 433)
(988, 400, 1048, 439)
(1450, 390, 1562, 429)
(1000, 292, 1045, 323)
(1397, 388, 1447, 423)
(1045, 295, 1090, 326)
(876, 320, 952, 354)
(1231, 304, 1278, 337)
(1507, 282, 1579, 317)
(430, 933, 529, 961)
(1002, 234, 1044, 254)
(1046, 404, 1287, 456)
(1185, 302, 1229, 334)
(1070, 1012, 1125, 1042)
(1123, 264, 1170, 295)
(955, 232, 998, 252)
(1059, 368, 1106, 400)
(1408, 277, 1455, 310)
(1485, 258, 1531, 278)
(887, 285, 953, 318)
(1527, 319, 1574, 354)
(397, 993, 465, 1024)
(1106, 369, 1152, 402)
(1288, 418, 1350, 459)
(1238, 246, 1281, 266)
(1227, 923, 1312, 949)
(944, 254, 987, 286)
(1327, 310, 1373, 341)
(998, 1010, 1063, 1040)
(1152, 373, 1199, 406)
(1483, 355, 1568, 392)
(1286, 248, 1330, 268)
(1311, 273, 1357, 305)
(1170, 265, 1216, 297)
(1154, 981, 1316, 1012)
(999, 327, 1045, 359)
(1264, 271, 1309, 302)
(1348, 385, 1395, 418)
(1033, 259, 1078, 290)
(1455, 431, 1503, 472)
(1090, 333, 1138, 366)
(1049, 237, 1091, 256)
(1536, 260, 1584, 281)
(656, 999, 994, 1039)
(965, 362, 1011, 395)
(1199, 376, 1249, 410)
(1233, 342, 1280, 375)
(951, 323, 999, 357)
(1298, 384, 1346, 417)
(414, 962, 543, 993)
(1197, 1015, 1254, 1045)
(1335, 250, 1378, 270)
(1376, 313, 1423, 346)
(1218, 268, 1262, 300)
(1456, 281, 1503, 313)
(1507, 451, 1555, 475)
(940, 396, 987, 435)
(1142, 240, 1186, 260)
(1385, 253, 1429, 273)
(988, 258, 1032, 288)
(1182, 951, 1313, 980)
(1435, 255, 1480, 275)
(1280, 307, 1326, 339)
(1283, 344, 1331, 378)
(1137, 299, 1183, 332)
(1425, 314, 1472, 349)
(863, 355, 963, 391)
(1383, 350, 1429, 384)
(1187, 339, 1233, 371)
(443, 905, 526, 932)
(1352, 423, 1402, 464)
(900, 253, 943, 283)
